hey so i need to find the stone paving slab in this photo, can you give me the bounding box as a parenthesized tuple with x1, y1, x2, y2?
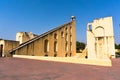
(0, 57, 120, 80)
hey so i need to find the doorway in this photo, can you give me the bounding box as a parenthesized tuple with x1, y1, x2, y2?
(0, 44, 3, 57)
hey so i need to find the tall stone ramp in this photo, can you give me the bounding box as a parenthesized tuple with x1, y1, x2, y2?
(10, 17, 76, 57)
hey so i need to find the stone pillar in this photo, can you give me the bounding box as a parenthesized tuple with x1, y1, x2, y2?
(104, 37, 108, 59)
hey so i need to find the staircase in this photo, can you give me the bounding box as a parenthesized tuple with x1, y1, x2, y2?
(79, 47, 87, 58)
(74, 47, 87, 58)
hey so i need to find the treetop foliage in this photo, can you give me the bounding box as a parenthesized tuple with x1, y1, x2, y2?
(115, 43, 120, 49)
(76, 41, 86, 52)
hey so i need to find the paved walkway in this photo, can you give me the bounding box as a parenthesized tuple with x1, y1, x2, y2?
(0, 57, 120, 80)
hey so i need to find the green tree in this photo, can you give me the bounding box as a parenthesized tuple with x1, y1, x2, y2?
(115, 43, 118, 49)
(115, 43, 120, 49)
(76, 41, 86, 53)
(118, 44, 120, 49)
(115, 43, 120, 57)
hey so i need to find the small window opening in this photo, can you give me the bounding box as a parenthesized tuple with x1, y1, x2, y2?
(89, 25, 92, 31)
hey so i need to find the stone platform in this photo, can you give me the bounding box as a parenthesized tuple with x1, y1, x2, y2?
(13, 55, 112, 66)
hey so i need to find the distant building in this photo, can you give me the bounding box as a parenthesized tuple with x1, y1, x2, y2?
(0, 39, 19, 57)
(16, 32, 38, 44)
(10, 19, 76, 57)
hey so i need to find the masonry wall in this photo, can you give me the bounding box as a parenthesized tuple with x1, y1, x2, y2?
(14, 21, 76, 57)
(87, 17, 115, 59)
(87, 30, 96, 59)
(0, 40, 19, 57)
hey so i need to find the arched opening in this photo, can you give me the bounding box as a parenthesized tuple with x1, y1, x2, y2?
(54, 33, 58, 40)
(70, 35, 72, 42)
(96, 37, 104, 58)
(70, 42, 72, 51)
(65, 53, 68, 57)
(44, 39, 49, 53)
(0, 44, 3, 57)
(45, 54, 48, 57)
(70, 53, 72, 57)
(54, 54, 57, 57)
(95, 26, 105, 37)
(54, 41, 58, 52)
(65, 27, 68, 32)
(70, 26, 72, 33)
(66, 33, 68, 41)
(61, 31, 64, 38)
(65, 42, 68, 52)
(94, 26, 105, 59)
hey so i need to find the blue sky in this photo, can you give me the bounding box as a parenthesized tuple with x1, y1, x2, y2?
(0, 0, 120, 44)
